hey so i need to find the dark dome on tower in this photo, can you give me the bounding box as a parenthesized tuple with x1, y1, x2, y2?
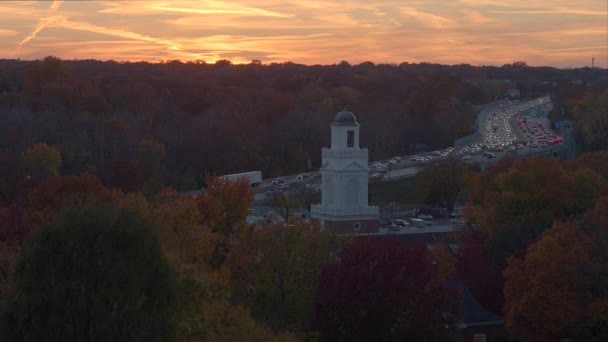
(333, 110, 358, 125)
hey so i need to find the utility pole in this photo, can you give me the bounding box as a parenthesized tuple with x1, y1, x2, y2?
(592, 56, 595, 68)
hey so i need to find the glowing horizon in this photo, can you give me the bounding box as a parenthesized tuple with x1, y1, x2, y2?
(0, 0, 606, 68)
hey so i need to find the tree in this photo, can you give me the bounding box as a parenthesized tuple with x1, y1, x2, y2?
(466, 157, 607, 267)
(571, 90, 608, 151)
(314, 236, 461, 341)
(269, 189, 302, 222)
(25, 173, 122, 229)
(455, 228, 503, 314)
(504, 197, 608, 341)
(565, 151, 608, 181)
(415, 158, 470, 211)
(430, 241, 456, 279)
(1, 205, 179, 341)
(153, 188, 296, 341)
(232, 222, 341, 333)
(138, 139, 166, 197)
(196, 176, 255, 268)
(21, 143, 62, 183)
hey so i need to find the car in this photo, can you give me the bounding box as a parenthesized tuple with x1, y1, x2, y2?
(295, 174, 310, 181)
(483, 152, 495, 158)
(314, 172, 322, 179)
(371, 173, 384, 179)
(450, 209, 463, 218)
(460, 155, 472, 160)
(394, 219, 410, 227)
(376, 169, 388, 175)
(271, 178, 286, 185)
(419, 214, 433, 220)
(388, 223, 401, 231)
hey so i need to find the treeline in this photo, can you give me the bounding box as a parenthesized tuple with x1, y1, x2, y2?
(3, 146, 608, 340)
(1, 57, 607, 201)
(0, 174, 462, 341)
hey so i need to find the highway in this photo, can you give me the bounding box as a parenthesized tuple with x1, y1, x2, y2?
(186, 96, 569, 202)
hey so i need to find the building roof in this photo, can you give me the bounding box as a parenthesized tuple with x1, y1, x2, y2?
(333, 110, 358, 126)
(446, 280, 502, 326)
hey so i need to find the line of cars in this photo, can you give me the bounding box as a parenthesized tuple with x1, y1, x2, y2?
(515, 115, 563, 148)
(387, 215, 434, 231)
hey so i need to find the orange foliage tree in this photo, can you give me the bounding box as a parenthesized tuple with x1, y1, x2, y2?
(196, 176, 255, 268)
(152, 188, 294, 341)
(25, 173, 122, 229)
(504, 196, 608, 340)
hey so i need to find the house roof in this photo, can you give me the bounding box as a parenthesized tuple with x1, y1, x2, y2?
(446, 279, 502, 326)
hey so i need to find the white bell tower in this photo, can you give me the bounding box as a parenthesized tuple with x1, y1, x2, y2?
(311, 110, 379, 233)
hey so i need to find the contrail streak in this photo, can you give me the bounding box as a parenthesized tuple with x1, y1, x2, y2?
(16, 0, 63, 50)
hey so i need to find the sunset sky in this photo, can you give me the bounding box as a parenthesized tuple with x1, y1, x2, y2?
(0, 0, 606, 67)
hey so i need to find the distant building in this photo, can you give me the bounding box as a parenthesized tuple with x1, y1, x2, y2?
(311, 110, 379, 233)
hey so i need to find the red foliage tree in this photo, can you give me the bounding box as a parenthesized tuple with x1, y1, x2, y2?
(455, 229, 503, 314)
(314, 236, 461, 341)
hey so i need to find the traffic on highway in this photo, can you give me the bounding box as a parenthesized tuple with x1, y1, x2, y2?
(188, 96, 567, 203)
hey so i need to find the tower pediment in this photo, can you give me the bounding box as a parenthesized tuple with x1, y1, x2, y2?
(343, 161, 367, 171)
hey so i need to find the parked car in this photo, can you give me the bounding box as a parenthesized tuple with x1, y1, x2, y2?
(419, 214, 433, 220)
(295, 174, 310, 181)
(271, 178, 286, 185)
(371, 173, 384, 179)
(394, 219, 410, 227)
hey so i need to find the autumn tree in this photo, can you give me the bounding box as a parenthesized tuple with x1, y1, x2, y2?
(504, 196, 608, 341)
(431, 241, 456, 280)
(25, 173, 122, 229)
(455, 228, 503, 314)
(1, 205, 179, 342)
(466, 157, 607, 267)
(196, 176, 255, 268)
(314, 236, 461, 341)
(565, 150, 608, 181)
(232, 222, 341, 333)
(153, 188, 295, 341)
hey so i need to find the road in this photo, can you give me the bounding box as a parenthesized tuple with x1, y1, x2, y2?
(185, 96, 569, 202)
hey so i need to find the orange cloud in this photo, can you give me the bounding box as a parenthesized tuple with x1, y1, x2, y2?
(1, 0, 605, 68)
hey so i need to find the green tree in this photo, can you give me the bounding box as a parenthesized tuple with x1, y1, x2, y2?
(572, 90, 608, 151)
(415, 158, 470, 211)
(22, 143, 62, 182)
(467, 157, 607, 267)
(232, 222, 341, 333)
(1, 206, 179, 342)
(138, 139, 166, 197)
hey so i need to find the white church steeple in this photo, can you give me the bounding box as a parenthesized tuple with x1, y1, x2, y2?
(311, 110, 379, 233)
